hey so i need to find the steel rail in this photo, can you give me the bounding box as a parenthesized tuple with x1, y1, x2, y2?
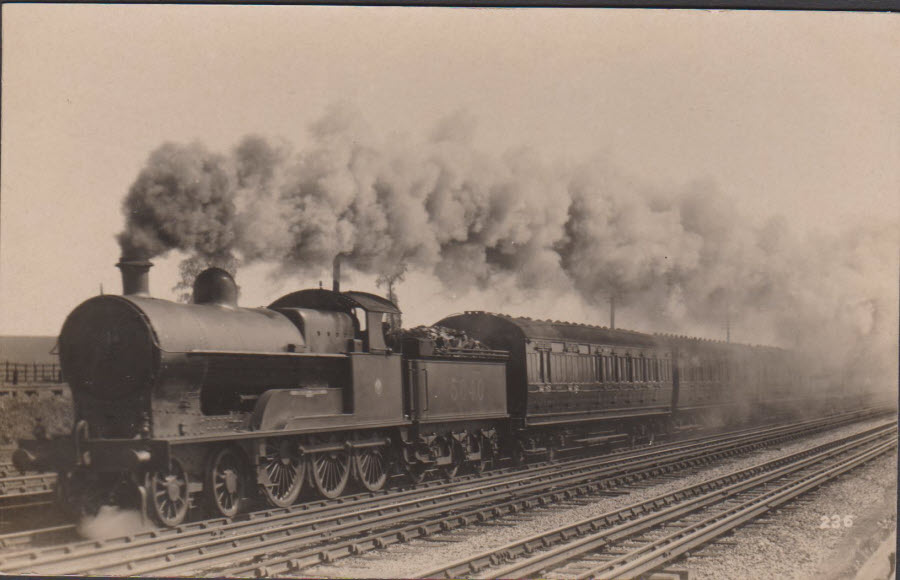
(0, 409, 885, 575)
(206, 419, 894, 579)
(0, 447, 656, 569)
(0, 524, 78, 551)
(0, 473, 57, 496)
(7, 415, 856, 575)
(0, 472, 57, 516)
(452, 424, 896, 580)
(2, 409, 872, 572)
(594, 440, 895, 580)
(113, 417, 897, 577)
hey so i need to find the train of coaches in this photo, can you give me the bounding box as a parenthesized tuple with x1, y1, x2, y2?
(12, 259, 852, 526)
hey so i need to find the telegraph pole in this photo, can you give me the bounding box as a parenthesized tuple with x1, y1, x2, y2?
(725, 302, 731, 343)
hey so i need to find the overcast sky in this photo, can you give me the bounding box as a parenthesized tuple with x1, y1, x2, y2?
(1, 5, 898, 337)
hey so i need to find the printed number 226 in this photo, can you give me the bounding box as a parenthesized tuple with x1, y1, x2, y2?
(820, 515, 853, 529)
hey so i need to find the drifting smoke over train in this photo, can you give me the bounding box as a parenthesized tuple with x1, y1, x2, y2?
(118, 104, 897, 393)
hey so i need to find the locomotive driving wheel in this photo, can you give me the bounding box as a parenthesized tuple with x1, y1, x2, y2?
(205, 447, 245, 518)
(259, 438, 305, 508)
(146, 458, 190, 527)
(354, 445, 389, 492)
(310, 438, 351, 499)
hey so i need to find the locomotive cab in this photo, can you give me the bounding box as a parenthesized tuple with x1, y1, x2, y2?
(268, 288, 400, 354)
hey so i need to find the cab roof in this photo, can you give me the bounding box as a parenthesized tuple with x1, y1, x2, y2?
(269, 289, 401, 315)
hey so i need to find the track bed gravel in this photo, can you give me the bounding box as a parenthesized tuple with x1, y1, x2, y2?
(301, 418, 895, 579)
(685, 450, 896, 580)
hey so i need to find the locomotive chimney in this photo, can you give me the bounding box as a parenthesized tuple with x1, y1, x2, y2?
(116, 258, 153, 296)
(332, 254, 341, 293)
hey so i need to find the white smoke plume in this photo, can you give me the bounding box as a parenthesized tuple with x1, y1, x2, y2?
(118, 103, 898, 393)
(78, 505, 153, 540)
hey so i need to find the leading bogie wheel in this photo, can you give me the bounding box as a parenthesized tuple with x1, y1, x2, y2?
(311, 441, 351, 499)
(468, 435, 489, 475)
(205, 446, 246, 518)
(259, 438, 305, 508)
(146, 458, 190, 527)
(512, 440, 528, 467)
(354, 446, 389, 492)
(57, 471, 105, 520)
(405, 458, 428, 485)
(437, 438, 462, 480)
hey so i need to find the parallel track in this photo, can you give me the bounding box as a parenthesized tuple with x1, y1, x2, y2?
(0, 472, 57, 513)
(0, 408, 885, 577)
(423, 422, 896, 579)
(0, 524, 78, 551)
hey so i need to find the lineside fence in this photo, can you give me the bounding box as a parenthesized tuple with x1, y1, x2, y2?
(1, 362, 63, 385)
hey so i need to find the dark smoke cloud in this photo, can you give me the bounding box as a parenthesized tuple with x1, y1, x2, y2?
(118, 143, 237, 260)
(118, 104, 897, 390)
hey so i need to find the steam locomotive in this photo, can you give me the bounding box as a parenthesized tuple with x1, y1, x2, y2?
(13, 259, 839, 526)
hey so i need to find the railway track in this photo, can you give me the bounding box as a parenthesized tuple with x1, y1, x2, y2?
(0, 472, 57, 513)
(416, 421, 896, 579)
(0, 524, 78, 551)
(0, 408, 886, 577)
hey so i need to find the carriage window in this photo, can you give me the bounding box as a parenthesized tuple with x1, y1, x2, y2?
(527, 351, 541, 383)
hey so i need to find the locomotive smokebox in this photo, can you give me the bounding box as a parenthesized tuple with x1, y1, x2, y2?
(332, 254, 341, 293)
(116, 258, 153, 296)
(193, 267, 238, 307)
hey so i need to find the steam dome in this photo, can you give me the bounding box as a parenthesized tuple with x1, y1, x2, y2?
(193, 267, 238, 306)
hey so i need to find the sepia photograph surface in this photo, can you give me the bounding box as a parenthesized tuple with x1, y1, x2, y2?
(0, 5, 897, 579)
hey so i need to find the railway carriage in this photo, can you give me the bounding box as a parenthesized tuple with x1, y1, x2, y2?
(436, 312, 675, 457)
(660, 335, 747, 426)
